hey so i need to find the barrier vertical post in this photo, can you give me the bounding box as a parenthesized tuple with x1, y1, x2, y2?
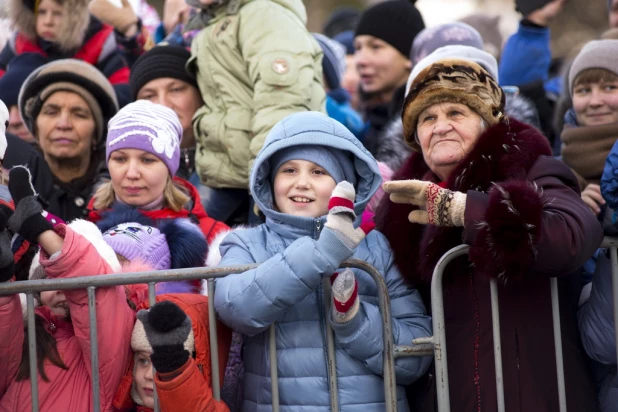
(431, 245, 469, 412)
(207, 278, 221, 400)
(87, 287, 101, 412)
(322, 278, 340, 411)
(489, 279, 505, 412)
(27, 293, 39, 412)
(550, 278, 567, 412)
(269, 324, 280, 412)
(148, 282, 160, 412)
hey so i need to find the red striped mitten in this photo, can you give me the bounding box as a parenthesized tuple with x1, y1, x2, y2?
(325, 181, 369, 249)
(331, 268, 359, 323)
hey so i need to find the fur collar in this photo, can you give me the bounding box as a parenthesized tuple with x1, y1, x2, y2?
(375, 118, 551, 284)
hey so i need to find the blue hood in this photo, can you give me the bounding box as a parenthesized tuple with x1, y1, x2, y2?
(250, 111, 382, 236)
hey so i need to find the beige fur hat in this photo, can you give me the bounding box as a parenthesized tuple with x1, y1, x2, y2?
(402, 58, 505, 152)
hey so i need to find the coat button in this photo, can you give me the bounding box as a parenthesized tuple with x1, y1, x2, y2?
(75, 197, 85, 207)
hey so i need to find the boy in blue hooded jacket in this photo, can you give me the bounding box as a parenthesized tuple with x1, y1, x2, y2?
(213, 111, 432, 412)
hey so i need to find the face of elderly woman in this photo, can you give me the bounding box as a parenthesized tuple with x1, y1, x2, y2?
(417, 102, 485, 180)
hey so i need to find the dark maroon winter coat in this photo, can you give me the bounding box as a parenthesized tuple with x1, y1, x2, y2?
(376, 119, 603, 412)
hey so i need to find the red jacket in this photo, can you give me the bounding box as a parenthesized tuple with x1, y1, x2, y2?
(88, 177, 229, 245)
(113, 294, 232, 412)
(0, 224, 135, 412)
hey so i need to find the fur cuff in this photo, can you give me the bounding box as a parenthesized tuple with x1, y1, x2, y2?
(469, 181, 544, 281)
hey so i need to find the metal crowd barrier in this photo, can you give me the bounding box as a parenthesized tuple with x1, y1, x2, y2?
(0, 259, 433, 412)
(415, 245, 569, 412)
(5, 237, 606, 412)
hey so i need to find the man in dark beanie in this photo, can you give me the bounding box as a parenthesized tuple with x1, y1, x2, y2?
(130, 45, 203, 182)
(354, 0, 425, 157)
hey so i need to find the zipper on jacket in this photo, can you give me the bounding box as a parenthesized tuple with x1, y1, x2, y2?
(314, 219, 323, 239)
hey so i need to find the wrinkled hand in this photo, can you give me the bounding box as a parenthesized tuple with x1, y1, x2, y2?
(89, 0, 138, 35)
(137, 300, 194, 373)
(383, 180, 466, 227)
(581, 184, 605, 216)
(330, 268, 359, 323)
(526, 0, 567, 26)
(7, 166, 52, 244)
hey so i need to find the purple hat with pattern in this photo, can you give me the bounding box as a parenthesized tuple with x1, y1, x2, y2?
(102, 222, 171, 271)
(106, 100, 182, 175)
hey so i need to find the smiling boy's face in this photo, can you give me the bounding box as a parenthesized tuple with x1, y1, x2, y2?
(273, 159, 336, 218)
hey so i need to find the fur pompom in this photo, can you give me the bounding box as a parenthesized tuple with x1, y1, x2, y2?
(469, 181, 544, 281)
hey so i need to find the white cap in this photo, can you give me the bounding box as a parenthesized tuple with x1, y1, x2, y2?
(405, 45, 499, 97)
(0, 99, 8, 160)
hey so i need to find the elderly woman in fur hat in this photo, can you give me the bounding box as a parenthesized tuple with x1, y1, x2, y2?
(375, 57, 603, 411)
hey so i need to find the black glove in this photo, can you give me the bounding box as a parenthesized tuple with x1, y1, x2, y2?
(0, 210, 14, 282)
(7, 166, 52, 244)
(137, 300, 194, 373)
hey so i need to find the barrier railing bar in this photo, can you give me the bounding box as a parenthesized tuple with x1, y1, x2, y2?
(550, 278, 567, 412)
(431, 244, 469, 412)
(0, 265, 261, 296)
(269, 324, 280, 412)
(87, 287, 101, 412)
(322, 278, 340, 411)
(393, 344, 434, 358)
(207, 278, 221, 401)
(489, 279, 505, 412)
(27, 293, 39, 412)
(147, 282, 160, 412)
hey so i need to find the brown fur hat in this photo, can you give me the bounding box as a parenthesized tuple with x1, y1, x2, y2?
(8, 0, 90, 52)
(402, 58, 505, 152)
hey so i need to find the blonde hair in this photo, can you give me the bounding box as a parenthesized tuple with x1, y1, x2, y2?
(92, 177, 190, 211)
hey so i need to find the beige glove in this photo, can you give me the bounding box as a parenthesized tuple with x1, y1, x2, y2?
(383, 180, 466, 227)
(89, 0, 138, 34)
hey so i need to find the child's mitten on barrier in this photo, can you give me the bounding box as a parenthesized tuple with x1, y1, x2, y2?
(331, 268, 359, 323)
(136, 300, 195, 373)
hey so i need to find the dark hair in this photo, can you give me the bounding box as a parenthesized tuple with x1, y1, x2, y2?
(573, 68, 618, 89)
(16, 314, 68, 382)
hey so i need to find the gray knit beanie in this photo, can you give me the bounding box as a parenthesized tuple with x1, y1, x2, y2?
(568, 40, 618, 95)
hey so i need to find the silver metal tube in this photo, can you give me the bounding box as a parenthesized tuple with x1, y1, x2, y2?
(610, 246, 618, 393)
(0, 265, 261, 296)
(148, 282, 160, 412)
(87, 287, 101, 412)
(550, 277, 567, 412)
(269, 324, 280, 412)
(489, 279, 505, 412)
(322, 278, 339, 411)
(207, 279, 220, 401)
(431, 245, 469, 412)
(343, 260, 398, 412)
(393, 344, 434, 358)
(27, 293, 38, 412)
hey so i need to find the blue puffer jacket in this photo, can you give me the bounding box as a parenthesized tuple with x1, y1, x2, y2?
(214, 112, 432, 412)
(578, 251, 618, 412)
